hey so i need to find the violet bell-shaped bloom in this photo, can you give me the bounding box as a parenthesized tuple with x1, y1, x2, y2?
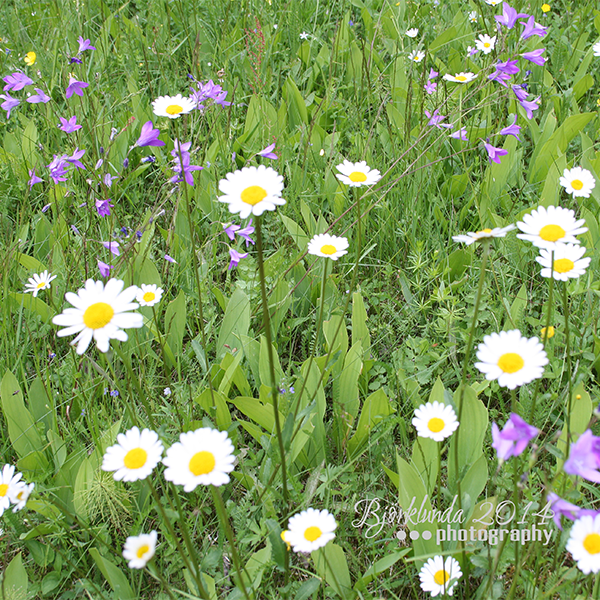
(190, 79, 231, 110)
(484, 141, 508, 164)
(26, 88, 51, 104)
(223, 223, 240, 241)
(228, 248, 248, 270)
(77, 36, 96, 52)
(488, 69, 513, 88)
(519, 96, 541, 120)
(69, 57, 83, 64)
(450, 128, 468, 141)
(546, 492, 600, 530)
(520, 16, 548, 40)
(499, 115, 522, 140)
(95, 198, 113, 217)
(237, 219, 255, 246)
(3, 72, 33, 91)
(424, 81, 437, 94)
(170, 139, 202, 186)
(496, 59, 520, 75)
(258, 143, 278, 159)
(97, 260, 113, 277)
(101, 241, 120, 256)
(521, 48, 547, 66)
(47, 155, 70, 183)
(66, 147, 86, 170)
(59, 115, 82, 133)
(0, 94, 20, 119)
(428, 68, 438, 80)
(512, 84, 529, 102)
(491, 413, 539, 462)
(495, 4, 529, 29)
(28, 169, 44, 189)
(65, 76, 89, 99)
(564, 430, 600, 483)
(136, 121, 165, 147)
(425, 109, 451, 130)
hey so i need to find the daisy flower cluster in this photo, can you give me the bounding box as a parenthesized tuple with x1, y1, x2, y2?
(0, 465, 34, 515)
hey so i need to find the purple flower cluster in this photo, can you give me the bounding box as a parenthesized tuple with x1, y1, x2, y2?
(491, 413, 539, 462)
(170, 139, 203, 186)
(189, 79, 231, 110)
(223, 219, 255, 246)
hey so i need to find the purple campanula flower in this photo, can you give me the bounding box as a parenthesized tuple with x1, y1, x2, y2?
(77, 36, 96, 53)
(47, 155, 70, 183)
(28, 169, 43, 189)
(499, 115, 522, 140)
(546, 493, 600, 530)
(66, 147, 86, 170)
(164, 254, 177, 263)
(223, 223, 240, 241)
(0, 93, 20, 119)
(450, 128, 468, 141)
(495, 4, 529, 29)
(141, 156, 156, 164)
(519, 96, 541, 120)
(564, 430, 600, 483)
(512, 84, 529, 102)
(488, 69, 513, 87)
(491, 413, 539, 462)
(190, 79, 231, 110)
(424, 109, 451, 130)
(59, 115, 82, 133)
(95, 159, 103, 170)
(101, 241, 120, 256)
(65, 76, 88, 99)
(69, 57, 83, 64)
(135, 121, 165, 147)
(3, 72, 33, 92)
(95, 198, 113, 217)
(123, 158, 129, 168)
(520, 16, 547, 40)
(237, 219, 255, 246)
(496, 59, 520, 75)
(26, 87, 51, 104)
(258, 143, 278, 160)
(42, 203, 51, 213)
(428, 68, 438, 80)
(98, 260, 113, 277)
(484, 141, 508, 164)
(521, 49, 547, 66)
(103, 173, 118, 187)
(170, 139, 203, 186)
(228, 247, 249, 270)
(424, 81, 437, 94)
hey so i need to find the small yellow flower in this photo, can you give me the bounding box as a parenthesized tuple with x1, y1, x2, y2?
(541, 326, 555, 340)
(24, 52, 36, 66)
(281, 530, 291, 550)
(541, 4, 550, 12)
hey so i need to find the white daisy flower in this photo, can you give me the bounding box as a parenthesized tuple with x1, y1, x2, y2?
(484, 0, 503, 5)
(286, 508, 337, 553)
(122, 531, 158, 569)
(52, 278, 143, 355)
(9, 482, 34, 512)
(559, 166, 596, 198)
(536, 243, 591, 281)
(102, 427, 164, 482)
(452, 225, 515, 245)
(567, 514, 600, 574)
(163, 428, 235, 491)
(24, 270, 57, 297)
(412, 401, 459, 442)
(468, 11, 478, 22)
(474, 330, 548, 390)
(335, 160, 381, 187)
(406, 28, 419, 38)
(409, 50, 425, 63)
(594, 41, 600, 57)
(516, 205, 588, 250)
(475, 34, 496, 54)
(136, 284, 164, 307)
(442, 72, 477, 83)
(218, 165, 285, 219)
(307, 234, 349, 260)
(0, 465, 22, 516)
(152, 94, 196, 119)
(419, 555, 462, 597)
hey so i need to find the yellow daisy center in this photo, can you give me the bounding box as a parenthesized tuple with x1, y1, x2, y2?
(571, 179, 583, 191)
(241, 185, 268, 206)
(320, 244, 337, 255)
(83, 302, 115, 330)
(123, 447, 148, 470)
(476, 229, 493, 235)
(136, 544, 150, 558)
(434, 569, 449, 585)
(304, 526, 322, 541)
(553, 258, 575, 273)
(484, 43, 491, 48)
(36, 282, 46, 289)
(143, 292, 156, 303)
(428, 417, 445, 433)
(584, 533, 600, 555)
(349, 171, 367, 183)
(166, 104, 183, 115)
(456, 75, 467, 82)
(189, 451, 216, 476)
(539, 224, 565, 242)
(16, 490, 25, 500)
(0, 484, 8, 497)
(497, 353, 524, 374)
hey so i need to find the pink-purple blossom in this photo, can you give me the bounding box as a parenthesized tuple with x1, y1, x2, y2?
(47, 155, 70, 183)
(96, 198, 113, 217)
(521, 49, 547, 66)
(499, 115, 522, 140)
(26, 88, 51, 104)
(0, 93, 20, 119)
(135, 121, 165, 147)
(491, 413, 539, 462)
(3, 72, 33, 92)
(484, 141, 509, 164)
(164, 254, 177, 264)
(98, 260, 113, 277)
(495, 4, 529, 29)
(237, 219, 255, 246)
(101, 241, 121, 256)
(258, 143, 278, 160)
(520, 16, 548, 40)
(519, 96, 541, 120)
(77, 36, 96, 53)
(228, 248, 249, 270)
(65, 76, 88, 99)
(190, 79, 231, 110)
(59, 115, 82, 133)
(223, 223, 240, 241)
(28, 169, 44, 189)
(450, 128, 468, 141)
(424, 81, 437, 94)
(425, 109, 451, 130)
(66, 147, 86, 170)
(170, 139, 203, 186)
(564, 430, 600, 483)
(546, 492, 600, 530)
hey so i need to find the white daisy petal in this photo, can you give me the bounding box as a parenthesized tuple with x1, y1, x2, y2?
(559, 166, 596, 198)
(23, 270, 56, 297)
(516, 205, 588, 250)
(452, 224, 515, 245)
(307, 233, 349, 260)
(536, 243, 590, 281)
(136, 284, 164, 307)
(442, 72, 477, 84)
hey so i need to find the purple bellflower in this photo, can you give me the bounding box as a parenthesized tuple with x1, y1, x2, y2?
(95, 198, 113, 217)
(424, 81, 437, 94)
(519, 96, 541, 120)
(26, 88, 51, 104)
(0, 93, 20, 119)
(546, 492, 600, 530)
(488, 69, 513, 88)
(495, 4, 529, 29)
(428, 68, 438, 80)
(3, 72, 33, 91)
(228, 248, 249, 270)
(450, 128, 468, 141)
(190, 79, 231, 110)
(59, 115, 82, 133)
(223, 223, 240, 241)
(47, 155, 70, 183)
(258, 143, 278, 159)
(564, 430, 600, 483)
(28, 169, 44, 189)
(136, 121, 165, 147)
(496, 59, 520, 75)
(65, 76, 88, 99)
(69, 57, 83, 64)
(170, 139, 203, 186)
(77, 36, 96, 52)
(425, 109, 451, 130)
(66, 147, 86, 170)
(484, 142, 509, 164)
(101, 241, 120, 256)
(164, 254, 177, 264)
(521, 49, 547, 66)
(512, 84, 529, 101)
(491, 413, 539, 462)
(499, 115, 522, 140)
(237, 219, 255, 246)
(98, 260, 113, 278)
(520, 16, 548, 40)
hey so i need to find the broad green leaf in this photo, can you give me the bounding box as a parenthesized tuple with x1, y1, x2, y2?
(351, 292, 370, 358)
(429, 26, 457, 52)
(281, 214, 309, 251)
(229, 396, 283, 433)
(216, 288, 250, 359)
(283, 76, 308, 129)
(195, 388, 232, 430)
(1, 552, 28, 599)
(17, 253, 46, 273)
(354, 549, 410, 591)
(9, 292, 51, 323)
(28, 377, 55, 435)
(258, 336, 284, 391)
(89, 548, 135, 599)
(460, 454, 489, 520)
(411, 437, 439, 496)
(73, 457, 94, 521)
(335, 341, 362, 423)
(164, 291, 187, 365)
(313, 543, 354, 599)
(323, 314, 348, 358)
(506, 284, 528, 329)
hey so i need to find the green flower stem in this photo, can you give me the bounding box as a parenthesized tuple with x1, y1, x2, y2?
(506, 456, 522, 600)
(454, 238, 491, 600)
(562, 283, 574, 460)
(255, 215, 289, 510)
(529, 251, 555, 423)
(210, 486, 254, 600)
